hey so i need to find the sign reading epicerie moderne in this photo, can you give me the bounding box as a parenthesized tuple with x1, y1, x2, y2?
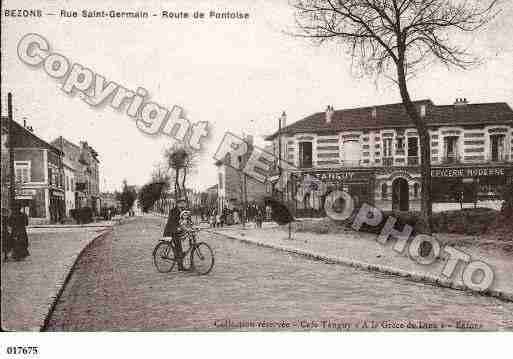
(431, 167, 508, 178)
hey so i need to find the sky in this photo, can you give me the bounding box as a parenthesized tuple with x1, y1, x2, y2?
(2, 0, 513, 192)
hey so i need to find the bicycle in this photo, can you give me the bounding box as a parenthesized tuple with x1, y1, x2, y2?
(153, 227, 215, 275)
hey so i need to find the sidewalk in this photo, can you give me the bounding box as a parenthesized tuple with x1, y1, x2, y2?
(1, 226, 112, 331)
(208, 225, 513, 302)
(27, 215, 137, 229)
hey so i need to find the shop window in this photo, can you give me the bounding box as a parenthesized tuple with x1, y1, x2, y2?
(14, 161, 31, 183)
(381, 183, 388, 199)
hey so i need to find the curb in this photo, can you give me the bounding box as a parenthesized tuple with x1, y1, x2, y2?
(207, 229, 513, 303)
(40, 228, 113, 331)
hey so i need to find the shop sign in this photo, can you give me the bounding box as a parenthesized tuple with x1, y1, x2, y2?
(51, 190, 64, 198)
(297, 169, 373, 183)
(431, 167, 508, 178)
(15, 189, 36, 200)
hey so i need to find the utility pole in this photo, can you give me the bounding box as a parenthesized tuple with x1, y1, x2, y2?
(278, 113, 282, 177)
(8, 93, 15, 213)
(278, 111, 286, 202)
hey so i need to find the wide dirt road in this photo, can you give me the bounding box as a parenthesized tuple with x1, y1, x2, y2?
(46, 216, 513, 331)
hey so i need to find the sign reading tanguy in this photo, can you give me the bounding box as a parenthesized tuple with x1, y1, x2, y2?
(296, 169, 373, 182)
(431, 166, 509, 178)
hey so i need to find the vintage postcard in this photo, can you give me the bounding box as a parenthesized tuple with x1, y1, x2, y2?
(1, 0, 512, 349)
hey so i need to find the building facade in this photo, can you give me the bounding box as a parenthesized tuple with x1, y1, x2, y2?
(1, 119, 10, 214)
(266, 99, 513, 216)
(1, 118, 66, 224)
(51, 137, 78, 217)
(216, 135, 269, 212)
(52, 137, 101, 215)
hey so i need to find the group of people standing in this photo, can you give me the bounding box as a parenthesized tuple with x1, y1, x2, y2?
(2, 206, 30, 262)
(206, 203, 268, 228)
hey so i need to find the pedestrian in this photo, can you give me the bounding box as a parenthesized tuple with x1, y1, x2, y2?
(163, 197, 188, 271)
(2, 208, 13, 261)
(209, 209, 216, 228)
(233, 208, 240, 225)
(255, 207, 263, 229)
(8, 205, 30, 261)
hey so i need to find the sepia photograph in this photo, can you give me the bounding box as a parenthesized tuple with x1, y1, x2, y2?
(1, 0, 512, 356)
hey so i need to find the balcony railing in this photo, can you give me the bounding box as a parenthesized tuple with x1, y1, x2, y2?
(299, 161, 313, 169)
(442, 154, 459, 164)
(490, 154, 510, 162)
(407, 156, 419, 166)
(341, 160, 362, 167)
(382, 157, 394, 167)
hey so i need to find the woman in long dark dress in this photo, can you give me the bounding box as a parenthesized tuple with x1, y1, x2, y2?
(2, 208, 13, 261)
(8, 206, 30, 261)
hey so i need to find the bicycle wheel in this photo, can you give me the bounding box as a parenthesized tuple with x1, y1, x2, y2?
(191, 242, 215, 275)
(153, 241, 176, 273)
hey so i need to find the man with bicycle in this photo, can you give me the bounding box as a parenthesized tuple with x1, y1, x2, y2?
(163, 197, 189, 271)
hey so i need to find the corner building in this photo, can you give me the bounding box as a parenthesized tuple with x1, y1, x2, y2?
(266, 99, 513, 216)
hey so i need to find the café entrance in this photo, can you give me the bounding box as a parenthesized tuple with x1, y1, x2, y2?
(392, 177, 409, 211)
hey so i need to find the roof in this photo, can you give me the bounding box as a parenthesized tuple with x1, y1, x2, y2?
(1, 117, 62, 154)
(266, 100, 513, 140)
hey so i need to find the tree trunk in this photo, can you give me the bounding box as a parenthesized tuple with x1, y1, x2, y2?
(175, 169, 180, 199)
(396, 55, 432, 233)
(182, 167, 187, 201)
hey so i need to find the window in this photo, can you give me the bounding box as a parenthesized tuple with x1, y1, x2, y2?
(383, 138, 393, 157)
(443, 136, 459, 163)
(490, 134, 506, 161)
(381, 183, 388, 199)
(396, 137, 405, 153)
(14, 161, 30, 183)
(343, 140, 362, 166)
(299, 142, 313, 168)
(408, 137, 419, 157)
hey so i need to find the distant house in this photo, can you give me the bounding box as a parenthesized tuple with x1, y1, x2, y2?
(1, 117, 65, 224)
(216, 135, 269, 212)
(51, 137, 101, 216)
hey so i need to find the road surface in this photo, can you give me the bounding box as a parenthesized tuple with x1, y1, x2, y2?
(45, 216, 513, 331)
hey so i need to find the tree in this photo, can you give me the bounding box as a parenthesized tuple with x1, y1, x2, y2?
(117, 179, 137, 214)
(150, 161, 171, 213)
(138, 181, 167, 213)
(290, 0, 501, 232)
(164, 144, 198, 201)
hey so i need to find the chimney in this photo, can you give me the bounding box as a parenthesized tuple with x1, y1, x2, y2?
(420, 104, 426, 118)
(371, 107, 377, 119)
(454, 98, 469, 107)
(326, 105, 334, 123)
(23, 119, 27, 128)
(280, 111, 287, 128)
(245, 134, 254, 146)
